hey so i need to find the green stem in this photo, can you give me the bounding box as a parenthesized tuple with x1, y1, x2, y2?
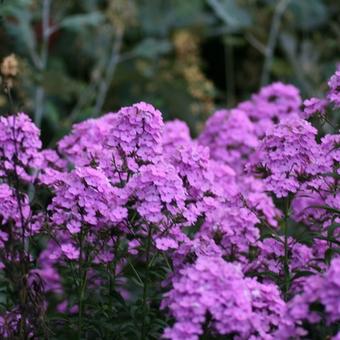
(109, 236, 120, 312)
(77, 228, 88, 340)
(78, 270, 87, 340)
(141, 226, 152, 340)
(283, 197, 290, 301)
(5, 88, 29, 338)
(127, 258, 144, 287)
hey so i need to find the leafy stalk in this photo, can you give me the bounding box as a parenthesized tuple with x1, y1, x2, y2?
(5, 86, 30, 338)
(108, 235, 120, 312)
(283, 196, 291, 301)
(141, 225, 152, 339)
(77, 226, 88, 340)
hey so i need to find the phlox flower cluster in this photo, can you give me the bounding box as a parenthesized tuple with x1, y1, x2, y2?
(328, 68, 340, 108)
(0, 69, 339, 339)
(0, 113, 42, 182)
(238, 82, 303, 136)
(162, 256, 284, 340)
(248, 115, 321, 197)
(198, 108, 258, 172)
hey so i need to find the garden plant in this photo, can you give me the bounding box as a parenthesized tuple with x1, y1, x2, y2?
(0, 59, 339, 339)
(0, 1, 339, 339)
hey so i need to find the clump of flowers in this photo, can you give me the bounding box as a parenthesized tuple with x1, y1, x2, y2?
(199, 203, 260, 264)
(128, 162, 186, 225)
(328, 68, 340, 108)
(49, 166, 127, 234)
(248, 115, 322, 197)
(302, 97, 328, 119)
(0, 69, 339, 339)
(198, 108, 258, 172)
(238, 82, 303, 137)
(0, 113, 42, 182)
(162, 256, 285, 340)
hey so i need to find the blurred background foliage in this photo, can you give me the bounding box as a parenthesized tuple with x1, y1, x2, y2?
(0, 0, 339, 145)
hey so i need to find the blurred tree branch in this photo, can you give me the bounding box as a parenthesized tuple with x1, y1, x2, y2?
(261, 0, 290, 86)
(34, 0, 52, 127)
(93, 26, 124, 117)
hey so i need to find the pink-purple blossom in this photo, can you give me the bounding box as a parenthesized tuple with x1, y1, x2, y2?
(0, 68, 339, 339)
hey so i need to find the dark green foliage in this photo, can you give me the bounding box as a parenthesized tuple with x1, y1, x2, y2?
(0, 0, 339, 144)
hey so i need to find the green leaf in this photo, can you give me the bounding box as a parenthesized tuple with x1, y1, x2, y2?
(327, 223, 340, 239)
(310, 205, 340, 215)
(207, 0, 252, 29)
(138, 0, 207, 35)
(292, 270, 315, 280)
(325, 247, 340, 263)
(320, 172, 340, 180)
(288, 0, 328, 30)
(317, 236, 340, 246)
(110, 290, 127, 307)
(2, 5, 37, 57)
(132, 38, 172, 59)
(258, 270, 279, 280)
(59, 12, 104, 31)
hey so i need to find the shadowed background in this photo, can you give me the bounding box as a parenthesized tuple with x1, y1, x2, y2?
(0, 0, 339, 144)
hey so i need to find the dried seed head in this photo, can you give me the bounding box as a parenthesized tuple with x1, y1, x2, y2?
(107, 0, 136, 30)
(1, 54, 19, 77)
